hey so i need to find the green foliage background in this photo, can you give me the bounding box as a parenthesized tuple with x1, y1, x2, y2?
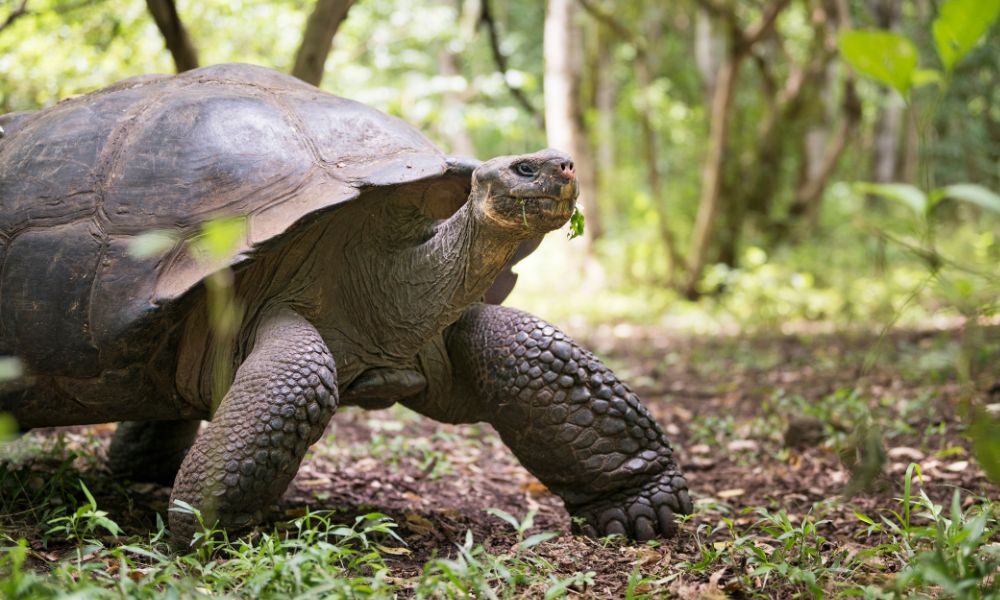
(0, 0, 997, 330)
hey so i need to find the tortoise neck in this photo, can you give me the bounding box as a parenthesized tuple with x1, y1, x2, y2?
(425, 196, 522, 310)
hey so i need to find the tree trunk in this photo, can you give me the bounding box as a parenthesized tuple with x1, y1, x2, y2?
(437, 48, 476, 157)
(544, 0, 600, 250)
(636, 51, 683, 281)
(695, 7, 723, 102)
(593, 25, 616, 189)
(292, 0, 355, 86)
(575, 0, 677, 276)
(683, 53, 739, 298)
(145, 0, 199, 73)
(869, 0, 902, 186)
(682, 0, 790, 298)
(872, 96, 903, 183)
(791, 75, 861, 231)
(637, 4, 683, 282)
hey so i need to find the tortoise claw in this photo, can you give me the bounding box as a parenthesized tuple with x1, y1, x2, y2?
(570, 472, 692, 541)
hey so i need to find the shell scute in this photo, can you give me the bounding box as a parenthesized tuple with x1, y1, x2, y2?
(0, 64, 454, 375)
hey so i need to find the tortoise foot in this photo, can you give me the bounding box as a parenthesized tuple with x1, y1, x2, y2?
(569, 472, 693, 541)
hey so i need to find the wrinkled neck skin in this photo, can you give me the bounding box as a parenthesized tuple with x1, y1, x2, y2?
(421, 193, 525, 314)
(301, 186, 530, 385)
(176, 185, 535, 409)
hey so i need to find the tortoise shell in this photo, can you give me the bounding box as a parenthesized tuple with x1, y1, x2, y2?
(0, 63, 530, 379)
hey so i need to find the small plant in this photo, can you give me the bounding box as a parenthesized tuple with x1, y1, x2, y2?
(839, 0, 1000, 486)
(567, 205, 585, 240)
(415, 528, 564, 598)
(129, 216, 248, 410)
(680, 507, 859, 596)
(545, 569, 597, 599)
(0, 357, 24, 441)
(687, 413, 737, 447)
(485, 507, 557, 551)
(893, 492, 1000, 598)
(856, 464, 1000, 598)
(44, 480, 121, 546)
(367, 430, 454, 479)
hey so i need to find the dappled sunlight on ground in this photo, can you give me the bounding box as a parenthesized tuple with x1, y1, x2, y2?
(4, 322, 997, 596)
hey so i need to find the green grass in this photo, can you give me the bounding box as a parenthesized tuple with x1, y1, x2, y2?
(0, 504, 594, 599)
(3, 431, 998, 599)
(676, 467, 1000, 599)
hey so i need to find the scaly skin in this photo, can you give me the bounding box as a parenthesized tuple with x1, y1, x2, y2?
(168, 309, 337, 550)
(438, 304, 692, 540)
(108, 420, 201, 485)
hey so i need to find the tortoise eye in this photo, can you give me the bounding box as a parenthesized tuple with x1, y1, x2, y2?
(513, 162, 538, 177)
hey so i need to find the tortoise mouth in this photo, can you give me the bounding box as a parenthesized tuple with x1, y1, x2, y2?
(509, 194, 574, 211)
(507, 194, 575, 214)
(487, 193, 576, 233)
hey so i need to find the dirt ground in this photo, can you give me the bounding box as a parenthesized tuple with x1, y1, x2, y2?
(5, 322, 999, 597)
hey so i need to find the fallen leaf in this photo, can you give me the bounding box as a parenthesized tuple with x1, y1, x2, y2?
(718, 488, 745, 499)
(297, 478, 330, 488)
(355, 458, 378, 471)
(404, 512, 435, 536)
(945, 461, 969, 472)
(934, 446, 967, 458)
(374, 543, 411, 556)
(728, 440, 759, 452)
(402, 492, 425, 503)
(520, 481, 549, 495)
(687, 456, 717, 470)
(887, 447, 924, 462)
(630, 546, 662, 566)
(690, 444, 711, 454)
(709, 567, 728, 588)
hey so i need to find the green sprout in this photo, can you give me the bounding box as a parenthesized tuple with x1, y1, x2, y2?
(567, 205, 585, 240)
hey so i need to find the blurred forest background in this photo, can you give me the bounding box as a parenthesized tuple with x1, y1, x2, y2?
(0, 0, 997, 333)
(3, 2, 1000, 596)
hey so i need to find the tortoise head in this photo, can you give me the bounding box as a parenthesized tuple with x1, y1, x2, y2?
(470, 148, 578, 237)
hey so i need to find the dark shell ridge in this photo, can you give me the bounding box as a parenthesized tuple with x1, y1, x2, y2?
(0, 63, 468, 376)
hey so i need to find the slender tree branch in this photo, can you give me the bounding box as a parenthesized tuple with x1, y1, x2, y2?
(0, 0, 28, 34)
(683, 0, 796, 297)
(743, 0, 791, 47)
(145, 0, 199, 72)
(692, 0, 742, 37)
(292, 0, 355, 86)
(577, 0, 684, 275)
(480, 0, 543, 125)
(750, 49, 777, 98)
(793, 79, 860, 213)
(576, 0, 647, 59)
(788, 0, 861, 227)
(694, 0, 791, 50)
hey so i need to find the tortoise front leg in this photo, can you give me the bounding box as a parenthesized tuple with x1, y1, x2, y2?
(168, 308, 337, 550)
(419, 303, 692, 541)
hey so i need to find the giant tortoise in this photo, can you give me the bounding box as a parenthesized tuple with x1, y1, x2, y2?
(0, 63, 691, 547)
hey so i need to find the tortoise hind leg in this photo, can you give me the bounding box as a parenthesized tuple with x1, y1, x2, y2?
(168, 308, 338, 551)
(408, 303, 692, 541)
(108, 420, 201, 485)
